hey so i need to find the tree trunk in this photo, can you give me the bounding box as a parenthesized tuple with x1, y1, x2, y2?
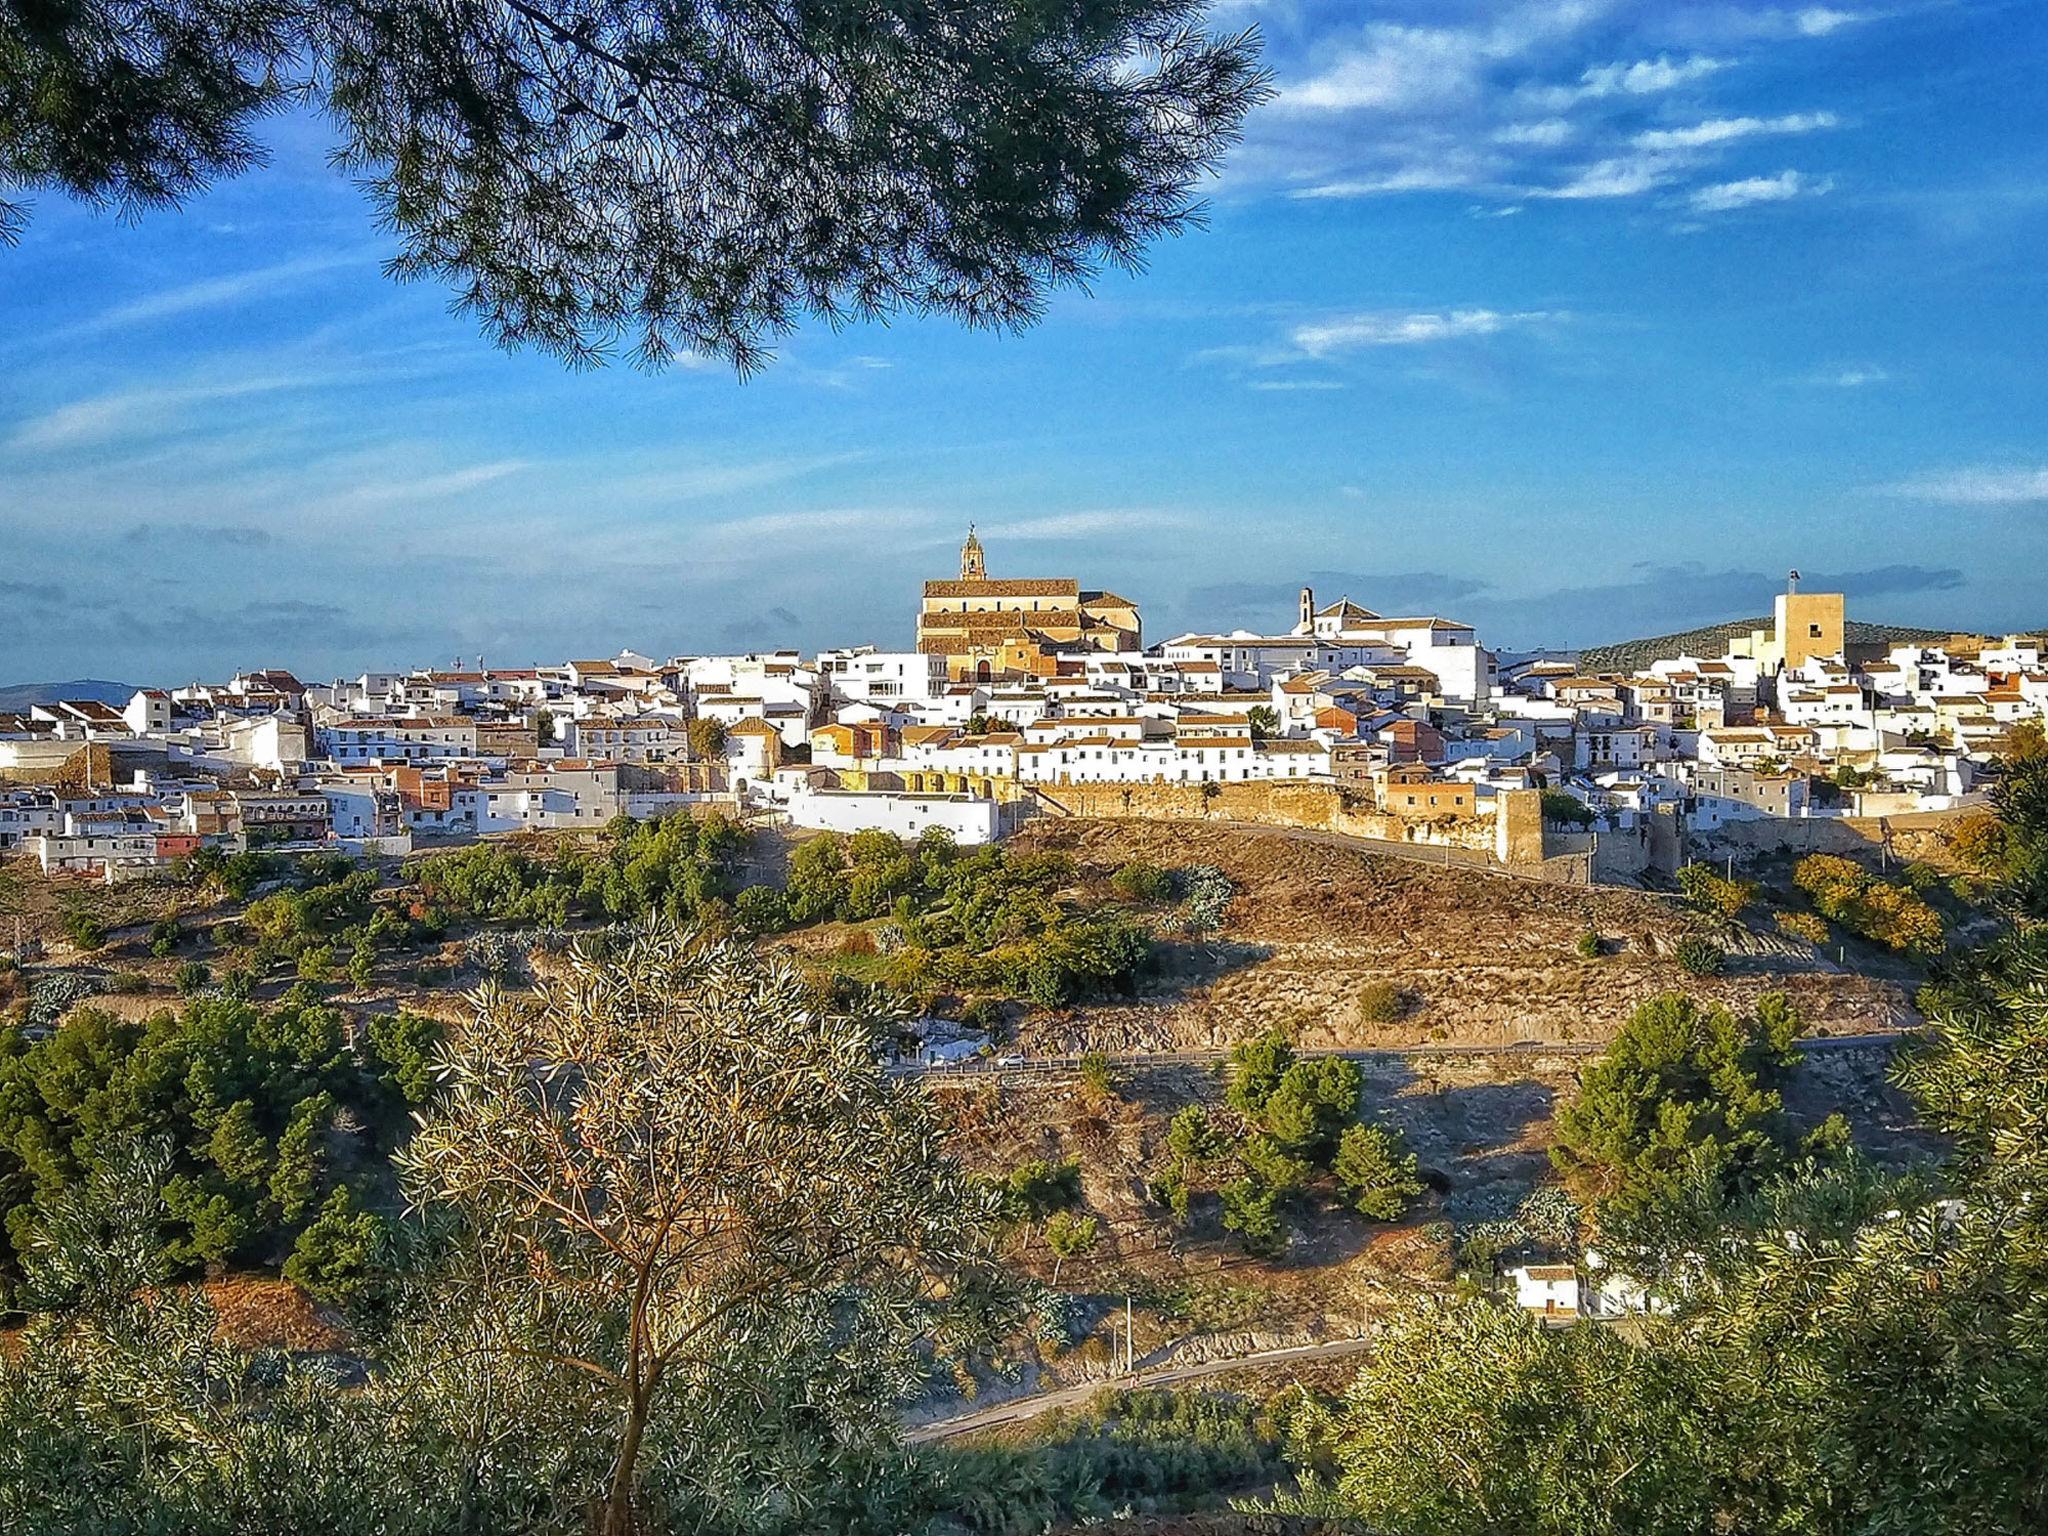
(598, 1395, 649, 1536)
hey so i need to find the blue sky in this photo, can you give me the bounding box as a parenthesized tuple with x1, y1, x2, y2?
(3, 0, 2045, 684)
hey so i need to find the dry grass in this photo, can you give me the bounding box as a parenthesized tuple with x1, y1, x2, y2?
(1009, 819, 1916, 1053)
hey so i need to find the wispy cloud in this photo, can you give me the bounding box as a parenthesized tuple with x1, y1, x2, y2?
(978, 510, 1190, 540)
(58, 254, 364, 340)
(1883, 467, 2048, 506)
(343, 460, 531, 504)
(1635, 110, 1838, 150)
(1530, 53, 1728, 108)
(1238, 2, 1881, 217)
(1688, 169, 1833, 212)
(1807, 365, 1891, 387)
(1534, 152, 1685, 199)
(122, 522, 275, 548)
(1290, 309, 1562, 356)
(5, 373, 347, 452)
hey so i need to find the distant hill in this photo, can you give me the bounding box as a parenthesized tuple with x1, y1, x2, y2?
(0, 679, 135, 712)
(1579, 619, 1953, 676)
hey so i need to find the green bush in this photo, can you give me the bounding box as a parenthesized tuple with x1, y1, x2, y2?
(1576, 929, 1604, 960)
(1677, 862, 1757, 919)
(1675, 936, 1725, 976)
(1108, 860, 1173, 903)
(734, 884, 789, 933)
(61, 907, 107, 953)
(283, 1187, 389, 1303)
(1334, 1123, 1424, 1220)
(1551, 991, 1835, 1223)
(1357, 980, 1406, 1023)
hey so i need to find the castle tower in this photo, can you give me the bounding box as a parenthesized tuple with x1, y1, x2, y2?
(960, 526, 986, 581)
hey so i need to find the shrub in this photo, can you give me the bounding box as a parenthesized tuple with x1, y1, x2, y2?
(1109, 860, 1173, 903)
(1176, 865, 1234, 933)
(104, 970, 148, 994)
(1576, 929, 1604, 960)
(1677, 862, 1756, 919)
(1675, 936, 1726, 976)
(1776, 911, 1830, 946)
(283, 1187, 389, 1304)
(997, 1159, 1082, 1223)
(28, 970, 103, 1027)
(733, 884, 788, 933)
(1219, 1177, 1286, 1257)
(955, 996, 1004, 1033)
(174, 960, 212, 995)
(1334, 1123, 1424, 1221)
(1792, 854, 1944, 956)
(1356, 980, 1406, 1023)
(61, 907, 107, 953)
(1078, 1051, 1116, 1101)
(837, 929, 878, 958)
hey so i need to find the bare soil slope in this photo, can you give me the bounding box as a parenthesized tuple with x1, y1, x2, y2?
(1011, 819, 1916, 1053)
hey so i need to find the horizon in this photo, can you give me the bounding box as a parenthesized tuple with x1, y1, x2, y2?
(5, 0, 2046, 680)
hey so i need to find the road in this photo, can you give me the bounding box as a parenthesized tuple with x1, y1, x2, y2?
(895, 1031, 1908, 1079)
(903, 1335, 1378, 1443)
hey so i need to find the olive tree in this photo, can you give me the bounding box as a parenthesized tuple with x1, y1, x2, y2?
(399, 920, 998, 1536)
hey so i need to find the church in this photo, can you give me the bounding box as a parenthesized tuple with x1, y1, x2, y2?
(915, 530, 1141, 681)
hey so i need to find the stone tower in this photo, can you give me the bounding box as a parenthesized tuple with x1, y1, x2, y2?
(960, 526, 986, 581)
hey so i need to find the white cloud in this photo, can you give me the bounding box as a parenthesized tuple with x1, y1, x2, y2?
(1274, 2, 1612, 116)
(1790, 7, 1874, 37)
(1635, 111, 1838, 150)
(1530, 53, 1727, 107)
(1495, 118, 1576, 146)
(6, 372, 372, 452)
(1884, 467, 2048, 506)
(61, 254, 363, 340)
(1277, 24, 1500, 114)
(1290, 163, 1481, 199)
(1535, 152, 1684, 199)
(1809, 366, 1891, 387)
(1688, 169, 1833, 212)
(1248, 379, 1349, 391)
(977, 510, 1190, 539)
(1290, 309, 1558, 356)
(344, 460, 531, 503)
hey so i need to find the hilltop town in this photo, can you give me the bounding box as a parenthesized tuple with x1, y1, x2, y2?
(4, 532, 2039, 884)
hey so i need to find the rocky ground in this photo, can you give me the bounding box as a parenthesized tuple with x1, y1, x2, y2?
(1007, 818, 1920, 1054)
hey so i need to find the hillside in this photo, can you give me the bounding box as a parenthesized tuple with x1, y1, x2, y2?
(0, 678, 134, 710)
(1007, 818, 1917, 1054)
(1578, 618, 1948, 675)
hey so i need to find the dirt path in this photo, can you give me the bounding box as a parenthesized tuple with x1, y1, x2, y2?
(904, 1336, 1378, 1443)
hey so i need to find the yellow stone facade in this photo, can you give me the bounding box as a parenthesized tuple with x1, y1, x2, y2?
(915, 530, 1140, 680)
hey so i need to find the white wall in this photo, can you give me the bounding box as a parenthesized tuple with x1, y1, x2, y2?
(783, 789, 1000, 844)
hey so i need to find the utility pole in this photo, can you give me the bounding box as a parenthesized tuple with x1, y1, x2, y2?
(1125, 1295, 1135, 1374)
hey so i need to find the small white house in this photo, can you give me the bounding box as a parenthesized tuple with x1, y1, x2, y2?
(1510, 1263, 1580, 1320)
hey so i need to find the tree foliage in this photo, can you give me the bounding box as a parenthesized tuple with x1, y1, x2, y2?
(2, 0, 1268, 370)
(1793, 853, 1945, 956)
(398, 919, 997, 1534)
(0, 990, 432, 1298)
(1550, 991, 1835, 1224)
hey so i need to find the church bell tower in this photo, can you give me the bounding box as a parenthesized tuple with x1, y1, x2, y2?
(960, 526, 986, 581)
